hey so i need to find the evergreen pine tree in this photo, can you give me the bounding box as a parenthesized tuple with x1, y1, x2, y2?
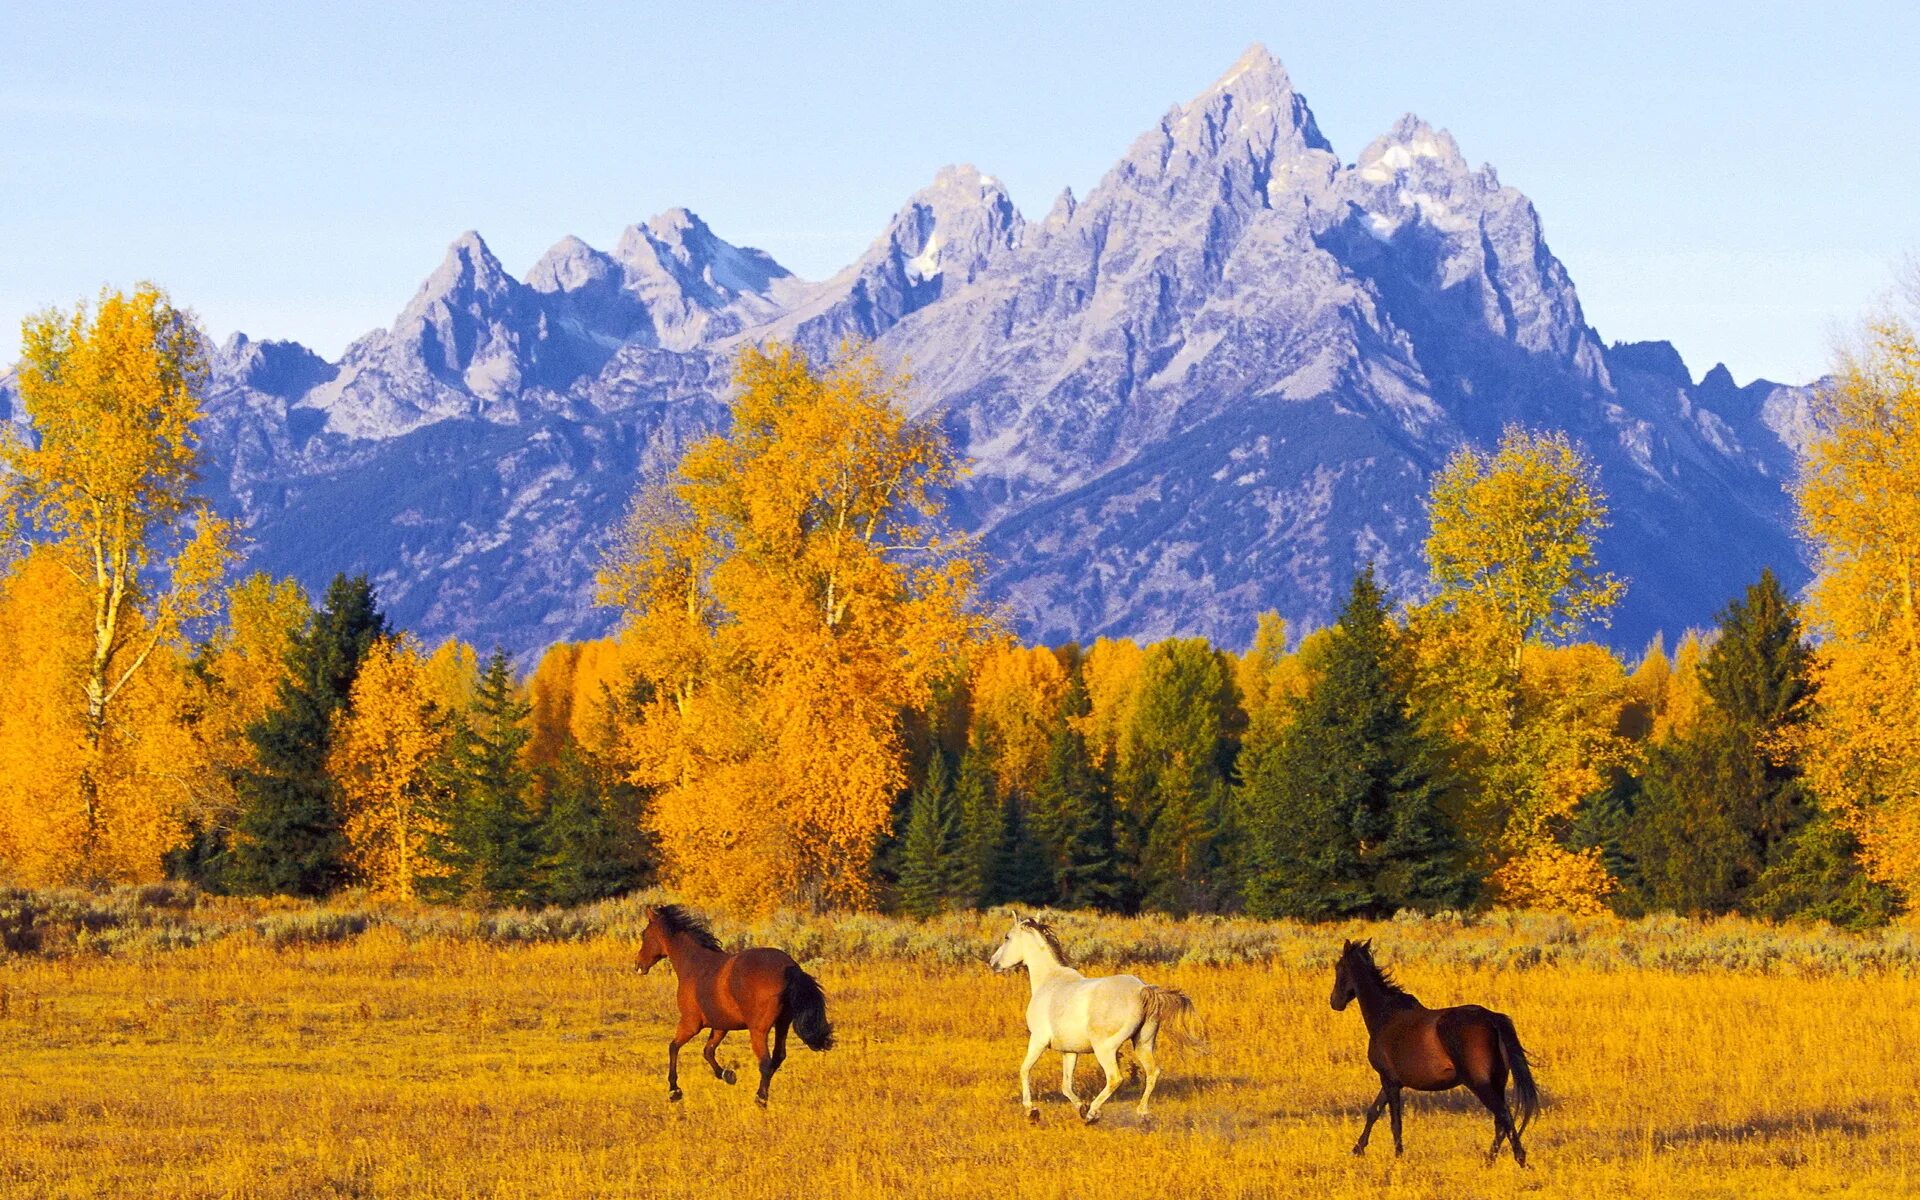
(1126, 639, 1237, 913)
(1242, 569, 1474, 918)
(1630, 570, 1822, 915)
(534, 745, 651, 907)
(953, 744, 1003, 909)
(898, 750, 960, 917)
(1031, 713, 1127, 910)
(228, 575, 386, 896)
(434, 649, 540, 905)
(992, 791, 1054, 907)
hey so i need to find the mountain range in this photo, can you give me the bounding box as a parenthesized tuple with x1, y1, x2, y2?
(1, 45, 1818, 658)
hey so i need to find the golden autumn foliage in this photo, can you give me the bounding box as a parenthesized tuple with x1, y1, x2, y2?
(1653, 630, 1713, 744)
(1796, 313, 1920, 898)
(0, 287, 232, 880)
(1488, 842, 1619, 915)
(422, 638, 481, 716)
(329, 636, 452, 900)
(1073, 636, 1147, 773)
(0, 549, 208, 882)
(1425, 426, 1623, 674)
(1413, 430, 1631, 913)
(967, 642, 1070, 798)
(600, 346, 990, 911)
(196, 573, 310, 779)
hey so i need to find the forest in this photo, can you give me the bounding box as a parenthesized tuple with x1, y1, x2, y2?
(2, 286, 1916, 929)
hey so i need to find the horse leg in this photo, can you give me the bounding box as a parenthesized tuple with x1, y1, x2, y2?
(1019, 1030, 1048, 1121)
(703, 1029, 736, 1084)
(769, 1017, 790, 1073)
(1060, 1053, 1081, 1106)
(1467, 1078, 1520, 1165)
(1387, 1085, 1405, 1156)
(750, 1025, 775, 1108)
(1133, 1036, 1162, 1118)
(666, 1013, 702, 1102)
(1353, 1084, 1389, 1155)
(1082, 1040, 1124, 1123)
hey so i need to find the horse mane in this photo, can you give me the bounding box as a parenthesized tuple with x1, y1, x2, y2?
(652, 904, 724, 952)
(1344, 939, 1419, 1006)
(1020, 917, 1072, 967)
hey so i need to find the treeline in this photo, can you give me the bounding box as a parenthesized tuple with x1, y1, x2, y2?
(2, 288, 1916, 925)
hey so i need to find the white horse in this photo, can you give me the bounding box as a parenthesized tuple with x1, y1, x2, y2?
(988, 915, 1202, 1122)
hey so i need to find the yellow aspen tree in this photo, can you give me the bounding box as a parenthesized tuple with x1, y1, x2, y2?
(1653, 630, 1713, 744)
(969, 642, 1070, 798)
(1796, 312, 1920, 896)
(1072, 637, 1146, 774)
(526, 641, 583, 770)
(0, 547, 208, 882)
(1, 287, 232, 878)
(422, 637, 481, 715)
(1619, 635, 1670, 741)
(329, 635, 452, 900)
(600, 345, 990, 911)
(199, 573, 310, 774)
(1415, 428, 1627, 909)
(1485, 643, 1632, 912)
(566, 638, 631, 755)
(1425, 426, 1623, 676)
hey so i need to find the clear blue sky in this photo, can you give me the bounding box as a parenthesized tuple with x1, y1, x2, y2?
(4, 1, 1913, 385)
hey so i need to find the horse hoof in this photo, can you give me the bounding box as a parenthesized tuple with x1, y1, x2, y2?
(668, 1088, 683, 1103)
(1026, 1108, 1040, 1123)
(1351, 1146, 1366, 1157)
(721, 1069, 737, 1085)
(755, 1094, 769, 1109)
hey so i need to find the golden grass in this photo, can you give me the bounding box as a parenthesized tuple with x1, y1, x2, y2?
(1, 916, 1917, 1198)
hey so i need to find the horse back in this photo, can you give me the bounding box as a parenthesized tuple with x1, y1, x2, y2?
(1375, 1003, 1504, 1092)
(691, 947, 798, 1031)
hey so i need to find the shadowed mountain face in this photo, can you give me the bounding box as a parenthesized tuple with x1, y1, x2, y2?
(89, 44, 1809, 657)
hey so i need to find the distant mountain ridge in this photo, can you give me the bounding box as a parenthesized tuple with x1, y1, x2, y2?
(0, 45, 1817, 657)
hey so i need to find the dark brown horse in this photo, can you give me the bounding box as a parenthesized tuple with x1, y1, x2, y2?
(1330, 939, 1539, 1165)
(636, 904, 835, 1106)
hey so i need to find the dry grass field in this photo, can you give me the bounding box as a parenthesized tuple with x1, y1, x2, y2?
(1, 895, 1917, 1198)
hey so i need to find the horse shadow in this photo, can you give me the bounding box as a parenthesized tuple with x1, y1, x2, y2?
(1650, 1102, 1885, 1150)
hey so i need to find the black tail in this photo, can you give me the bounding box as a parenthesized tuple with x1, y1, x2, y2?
(1496, 1014, 1539, 1133)
(782, 965, 835, 1052)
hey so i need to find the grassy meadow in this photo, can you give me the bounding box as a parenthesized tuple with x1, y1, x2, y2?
(1, 893, 1917, 1198)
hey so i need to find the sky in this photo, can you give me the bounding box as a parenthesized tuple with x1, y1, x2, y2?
(3, 1, 1914, 385)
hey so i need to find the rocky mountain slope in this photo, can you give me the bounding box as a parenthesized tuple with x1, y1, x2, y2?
(3, 46, 1816, 657)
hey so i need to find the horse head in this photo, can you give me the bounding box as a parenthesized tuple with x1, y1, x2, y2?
(1330, 939, 1365, 1011)
(989, 917, 1031, 971)
(636, 906, 667, 974)
(991, 916, 1071, 972)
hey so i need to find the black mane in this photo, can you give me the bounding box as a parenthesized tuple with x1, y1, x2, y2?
(653, 904, 724, 952)
(1344, 939, 1419, 1006)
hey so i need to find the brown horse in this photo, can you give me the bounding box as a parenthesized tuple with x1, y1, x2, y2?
(636, 904, 835, 1106)
(1330, 939, 1539, 1165)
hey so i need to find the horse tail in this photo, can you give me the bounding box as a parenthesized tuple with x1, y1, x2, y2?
(1139, 986, 1208, 1055)
(1495, 1013, 1539, 1133)
(782, 964, 835, 1052)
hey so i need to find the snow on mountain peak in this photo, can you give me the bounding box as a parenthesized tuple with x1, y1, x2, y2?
(1354, 115, 1467, 184)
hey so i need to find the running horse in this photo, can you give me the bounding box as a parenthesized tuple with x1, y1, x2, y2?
(635, 904, 835, 1106)
(1329, 938, 1539, 1165)
(989, 915, 1204, 1122)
